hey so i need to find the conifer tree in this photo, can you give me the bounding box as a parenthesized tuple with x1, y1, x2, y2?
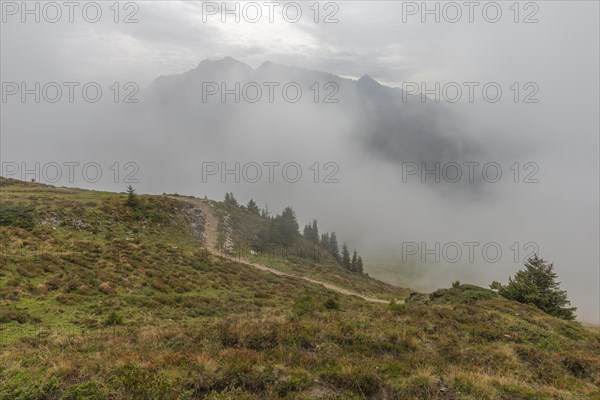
(351, 250, 358, 272)
(261, 205, 269, 218)
(224, 192, 238, 207)
(341, 243, 351, 270)
(357, 256, 364, 274)
(329, 232, 340, 263)
(491, 255, 576, 320)
(320, 233, 330, 249)
(246, 199, 260, 215)
(311, 220, 319, 242)
(125, 186, 139, 209)
(279, 207, 299, 245)
(303, 224, 313, 240)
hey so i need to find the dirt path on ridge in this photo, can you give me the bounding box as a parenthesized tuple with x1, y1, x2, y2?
(171, 196, 392, 304)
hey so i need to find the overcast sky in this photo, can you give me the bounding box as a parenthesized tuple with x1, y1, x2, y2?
(1, 1, 599, 324)
(1, 1, 597, 85)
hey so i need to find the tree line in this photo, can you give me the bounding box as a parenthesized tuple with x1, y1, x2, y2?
(224, 192, 364, 274)
(303, 221, 363, 273)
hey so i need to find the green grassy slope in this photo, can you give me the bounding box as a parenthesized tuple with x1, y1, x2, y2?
(0, 178, 599, 399)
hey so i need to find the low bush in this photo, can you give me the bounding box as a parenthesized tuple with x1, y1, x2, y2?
(103, 311, 124, 326)
(0, 204, 35, 229)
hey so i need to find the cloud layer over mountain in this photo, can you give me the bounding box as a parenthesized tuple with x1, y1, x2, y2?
(2, 2, 598, 323)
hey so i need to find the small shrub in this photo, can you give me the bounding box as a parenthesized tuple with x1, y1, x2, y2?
(324, 297, 340, 310)
(562, 353, 596, 379)
(103, 311, 124, 326)
(405, 292, 429, 304)
(0, 204, 35, 229)
(0, 371, 60, 400)
(274, 372, 310, 397)
(388, 301, 407, 314)
(0, 309, 27, 324)
(293, 296, 320, 316)
(430, 285, 495, 304)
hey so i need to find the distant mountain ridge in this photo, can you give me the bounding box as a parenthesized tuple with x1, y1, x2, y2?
(143, 56, 480, 168)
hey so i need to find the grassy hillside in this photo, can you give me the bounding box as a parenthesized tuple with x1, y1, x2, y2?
(0, 178, 599, 399)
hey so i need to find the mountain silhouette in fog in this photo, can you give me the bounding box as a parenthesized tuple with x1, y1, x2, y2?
(143, 57, 479, 169)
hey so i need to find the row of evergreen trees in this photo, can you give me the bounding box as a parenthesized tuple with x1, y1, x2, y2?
(257, 206, 299, 246)
(226, 192, 298, 246)
(224, 192, 365, 273)
(225, 192, 268, 217)
(304, 222, 363, 273)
